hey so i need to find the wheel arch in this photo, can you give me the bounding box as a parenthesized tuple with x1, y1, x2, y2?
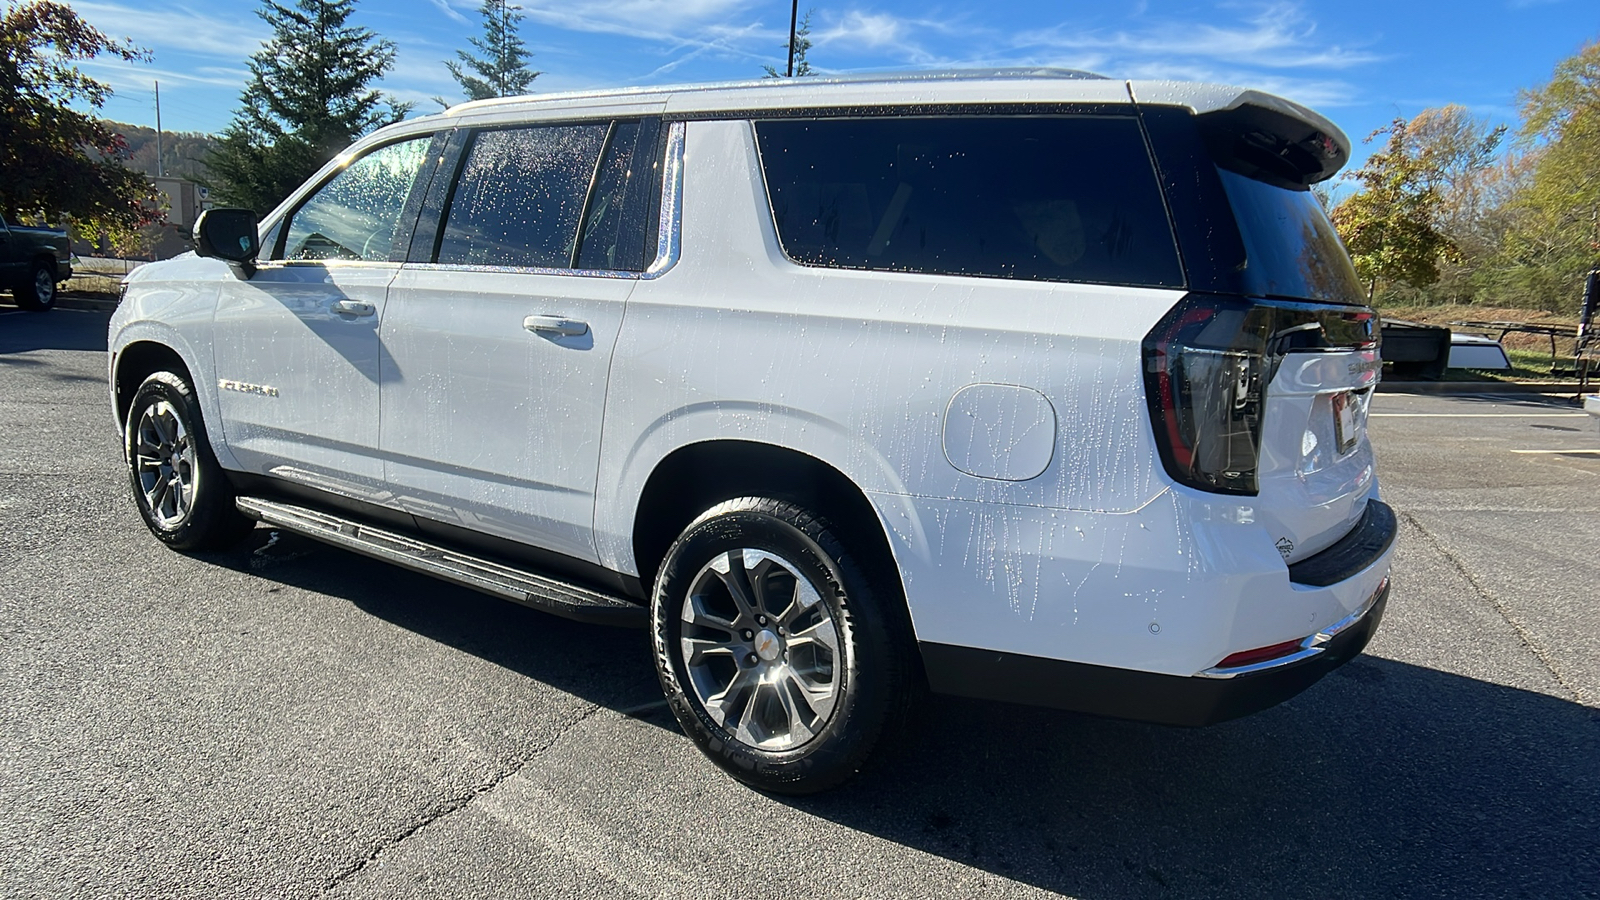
(631, 440, 911, 625)
(113, 340, 195, 429)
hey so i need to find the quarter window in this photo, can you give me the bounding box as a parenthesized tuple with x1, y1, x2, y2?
(576, 120, 660, 272)
(755, 116, 1184, 288)
(279, 136, 431, 262)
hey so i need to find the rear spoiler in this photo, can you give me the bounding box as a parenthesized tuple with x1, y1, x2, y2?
(1128, 82, 1349, 188)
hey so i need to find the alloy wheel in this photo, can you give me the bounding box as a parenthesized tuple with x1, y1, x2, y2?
(133, 400, 196, 529)
(679, 548, 842, 751)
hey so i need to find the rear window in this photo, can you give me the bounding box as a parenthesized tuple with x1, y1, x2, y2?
(755, 116, 1183, 288)
(1216, 168, 1365, 305)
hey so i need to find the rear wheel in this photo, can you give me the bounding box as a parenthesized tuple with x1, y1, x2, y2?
(15, 260, 56, 311)
(125, 371, 254, 551)
(651, 497, 916, 794)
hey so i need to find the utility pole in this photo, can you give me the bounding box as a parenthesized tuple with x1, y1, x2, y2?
(786, 0, 799, 77)
(154, 80, 164, 178)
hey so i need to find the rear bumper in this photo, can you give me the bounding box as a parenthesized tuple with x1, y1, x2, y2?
(921, 575, 1388, 726)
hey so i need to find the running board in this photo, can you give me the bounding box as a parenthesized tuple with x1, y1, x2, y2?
(235, 496, 646, 628)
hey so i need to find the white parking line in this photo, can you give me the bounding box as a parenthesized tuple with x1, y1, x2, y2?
(1509, 449, 1600, 455)
(1370, 413, 1587, 418)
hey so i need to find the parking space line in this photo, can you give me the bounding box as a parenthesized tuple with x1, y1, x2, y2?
(1509, 449, 1600, 454)
(1370, 413, 1586, 418)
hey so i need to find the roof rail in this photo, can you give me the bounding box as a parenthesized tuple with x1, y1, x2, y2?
(443, 67, 1108, 116)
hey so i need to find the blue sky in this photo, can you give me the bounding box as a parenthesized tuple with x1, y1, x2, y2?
(73, 0, 1596, 169)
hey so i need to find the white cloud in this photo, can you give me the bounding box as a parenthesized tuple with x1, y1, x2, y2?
(1013, 2, 1380, 71)
(425, 0, 471, 25)
(816, 12, 907, 49)
(516, 0, 761, 43)
(78, 57, 248, 91)
(68, 1, 268, 59)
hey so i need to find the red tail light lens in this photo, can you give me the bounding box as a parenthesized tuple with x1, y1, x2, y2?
(1141, 294, 1377, 496)
(1142, 295, 1272, 495)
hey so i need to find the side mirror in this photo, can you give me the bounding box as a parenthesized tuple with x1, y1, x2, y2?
(194, 208, 260, 274)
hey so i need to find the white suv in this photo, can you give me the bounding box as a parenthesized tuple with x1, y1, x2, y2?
(110, 70, 1393, 793)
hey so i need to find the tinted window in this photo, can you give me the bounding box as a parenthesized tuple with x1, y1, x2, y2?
(280, 137, 431, 262)
(436, 124, 608, 268)
(1216, 168, 1365, 305)
(756, 116, 1183, 288)
(576, 120, 660, 271)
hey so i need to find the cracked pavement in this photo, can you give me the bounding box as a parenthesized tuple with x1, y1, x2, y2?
(2, 307, 1597, 899)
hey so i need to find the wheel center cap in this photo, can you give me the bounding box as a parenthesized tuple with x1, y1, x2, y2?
(753, 629, 782, 662)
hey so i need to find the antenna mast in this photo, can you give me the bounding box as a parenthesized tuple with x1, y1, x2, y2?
(154, 80, 164, 178)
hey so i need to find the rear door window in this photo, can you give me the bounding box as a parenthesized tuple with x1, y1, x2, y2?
(755, 115, 1183, 288)
(435, 123, 610, 268)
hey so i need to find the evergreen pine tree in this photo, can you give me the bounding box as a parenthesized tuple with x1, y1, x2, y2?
(764, 9, 817, 78)
(446, 0, 539, 101)
(207, 0, 410, 214)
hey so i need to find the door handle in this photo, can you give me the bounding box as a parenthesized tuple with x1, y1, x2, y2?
(333, 299, 375, 317)
(523, 315, 589, 337)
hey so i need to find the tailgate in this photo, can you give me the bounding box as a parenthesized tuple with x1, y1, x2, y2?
(1256, 345, 1380, 563)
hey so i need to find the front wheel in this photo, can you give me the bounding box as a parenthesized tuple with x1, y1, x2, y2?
(124, 371, 254, 551)
(651, 497, 917, 794)
(15, 260, 57, 311)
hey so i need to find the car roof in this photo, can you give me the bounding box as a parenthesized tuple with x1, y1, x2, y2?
(354, 68, 1349, 181)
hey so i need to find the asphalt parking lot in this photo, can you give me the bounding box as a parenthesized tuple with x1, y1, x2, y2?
(2, 306, 1597, 899)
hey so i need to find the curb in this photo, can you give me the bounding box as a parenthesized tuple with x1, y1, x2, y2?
(56, 294, 119, 312)
(1377, 380, 1590, 394)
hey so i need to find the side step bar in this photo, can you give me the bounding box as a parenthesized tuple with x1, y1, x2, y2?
(236, 497, 646, 628)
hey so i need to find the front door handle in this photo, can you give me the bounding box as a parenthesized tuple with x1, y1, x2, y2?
(523, 315, 589, 337)
(333, 299, 375, 317)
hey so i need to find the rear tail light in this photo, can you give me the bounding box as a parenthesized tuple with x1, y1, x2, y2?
(1142, 294, 1377, 496)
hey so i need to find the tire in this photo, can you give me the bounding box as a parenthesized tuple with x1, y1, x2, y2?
(124, 371, 254, 551)
(651, 497, 917, 794)
(15, 259, 57, 311)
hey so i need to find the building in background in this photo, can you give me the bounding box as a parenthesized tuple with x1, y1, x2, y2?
(71, 176, 215, 261)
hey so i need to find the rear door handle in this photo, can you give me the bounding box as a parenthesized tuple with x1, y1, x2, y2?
(523, 315, 589, 337)
(333, 299, 375, 317)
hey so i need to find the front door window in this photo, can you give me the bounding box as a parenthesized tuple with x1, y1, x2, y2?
(280, 137, 431, 262)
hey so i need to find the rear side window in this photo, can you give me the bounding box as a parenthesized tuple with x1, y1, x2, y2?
(436, 123, 609, 268)
(755, 116, 1183, 288)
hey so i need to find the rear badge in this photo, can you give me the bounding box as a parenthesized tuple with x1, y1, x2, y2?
(1331, 390, 1360, 455)
(219, 378, 279, 398)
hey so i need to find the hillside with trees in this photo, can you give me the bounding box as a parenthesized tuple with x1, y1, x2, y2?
(99, 121, 218, 183)
(1331, 39, 1600, 314)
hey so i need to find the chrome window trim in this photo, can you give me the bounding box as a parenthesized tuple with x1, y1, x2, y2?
(1195, 574, 1388, 680)
(640, 121, 685, 281)
(254, 260, 403, 271)
(401, 262, 639, 280)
